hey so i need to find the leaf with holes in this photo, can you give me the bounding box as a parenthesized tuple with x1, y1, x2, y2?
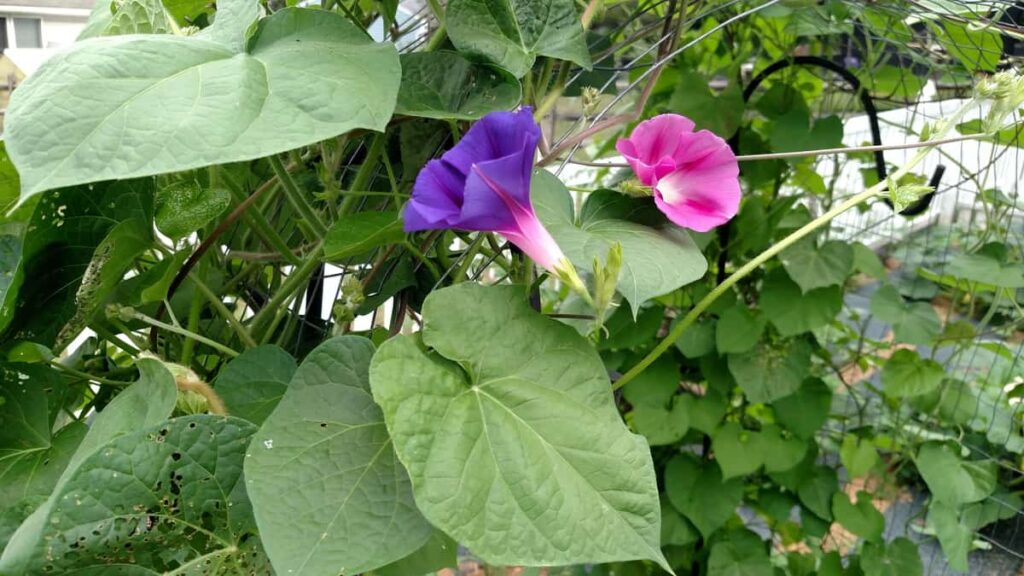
(445, 0, 591, 78)
(0, 359, 177, 572)
(247, 336, 431, 576)
(2, 415, 268, 575)
(3, 180, 153, 349)
(5, 3, 400, 199)
(370, 283, 667, 569)
(534, 170, 707, 315)
(396, 51, 521, 120)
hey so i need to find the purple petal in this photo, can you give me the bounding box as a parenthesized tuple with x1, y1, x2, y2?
(444, 108, 539, 206)
(458, 152, 532, 232)
(404, 158, 465, 231)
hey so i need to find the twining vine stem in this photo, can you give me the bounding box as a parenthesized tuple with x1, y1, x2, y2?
(613, 145, 935, 390)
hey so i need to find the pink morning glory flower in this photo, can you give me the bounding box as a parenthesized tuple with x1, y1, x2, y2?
(615, 114, 740, 232)
(404, 108, 585, 289)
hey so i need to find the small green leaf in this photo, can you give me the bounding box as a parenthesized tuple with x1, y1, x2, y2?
(712, 422, 762, 479)
(852, 242, 887, 279)
(664, 453, 742, 540)
(369, 284, 667, 569)
(706, 529, 772, 576)
(675, 317, 716, 358)
(660, 499, 699, 548)
(599, 305, 665, 351)
(667, 71, 745, 138)
(396, 52, 521, 120)
(860, 538, 923, 576)
(155, 181, 231, 240)
(915, 442, 997, 505)
(761, 270, 842, 336)
(772, 378, 832, 439)
(870, 284, 941, 346)
(882, 349, 944, 398)
(534, 171, 707, 315)
(324, 211, 405, 262)
(213, 345, 297, 425)
(779, 239, 853, 293)
(796, 466, 837, 521)
(715, 305, 766, 354)
(839, 435, 879, 478)
(247, 336, 431, 575)
(680, 390, 728, 435)
(632, 401, 689, 446)
(758, 425, 808, 473)
(927, 500, 971, 572)
(727, 339, 812, 404)
(6, 6, 401, 199)
(768, 109, 843, 157)
(831, 491, 883, 542)
(446, 0, 592, 78)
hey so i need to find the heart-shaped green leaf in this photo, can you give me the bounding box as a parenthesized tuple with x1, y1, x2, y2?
(446, 0, 592, 78)
(772, 378, 832, 439)
(5, 3, 400, 199)
(534, 170, 707, 315)
(664, 453, 742, 539)
(369, 283, 667, 569)
(396, 51, 521, 120)
(247, 336, 431, 576)
(882, 349, 944, 398)
(761, 269, 842, 336)
(727, 339, 811, 404)
(213, 344, 297, 425)
(832, 491, 883, 542)
(915, 442, 997, 505)
(870, 285, 940, 346)
(155, 181, 231, 240)
(779, 239, 853, 293)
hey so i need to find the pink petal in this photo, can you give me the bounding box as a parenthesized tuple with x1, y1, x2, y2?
(653, 160, 741, 233)
(616, 114, 696, 185)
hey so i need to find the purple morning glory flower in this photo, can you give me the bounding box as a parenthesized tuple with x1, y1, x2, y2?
(404, 108, 574, 278)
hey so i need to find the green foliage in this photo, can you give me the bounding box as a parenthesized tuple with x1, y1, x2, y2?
(0, 2, 1015, 574)
(445, 0, 592, 78)
(247, 336, 430, 575)
(5, 1, 401, 199)
(534, 171, 707, 315)
(396, 52, 522, 120)
(370, 284, 667, 569)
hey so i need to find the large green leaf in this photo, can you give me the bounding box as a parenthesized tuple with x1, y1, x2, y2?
(715, 305, 765, 354)
(664, 453, 742, 539)
(396, 51, 521, 120)
(712, 423, 807, 479)
(0, 359, 178, 572)
(915, 442, 996, 505)
(247, 336, 431, 576)
(3, 415, 267, 574)
(3, 180, 153, 349)
(869, 284, 940, 346)
(937, 20, 1002, 72)
(727, 339, 811, 403)
(5, 3, 401, 199)
(534, 170, 707, 314)
(446, 0, 592, 78)
(369, 283, 668, 569)
(779, 240, 853, 292)
(213, 344, 297, 425)
(927, 501, 971, 572)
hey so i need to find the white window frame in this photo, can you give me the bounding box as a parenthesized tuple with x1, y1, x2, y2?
(4, 15, 44, 49)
